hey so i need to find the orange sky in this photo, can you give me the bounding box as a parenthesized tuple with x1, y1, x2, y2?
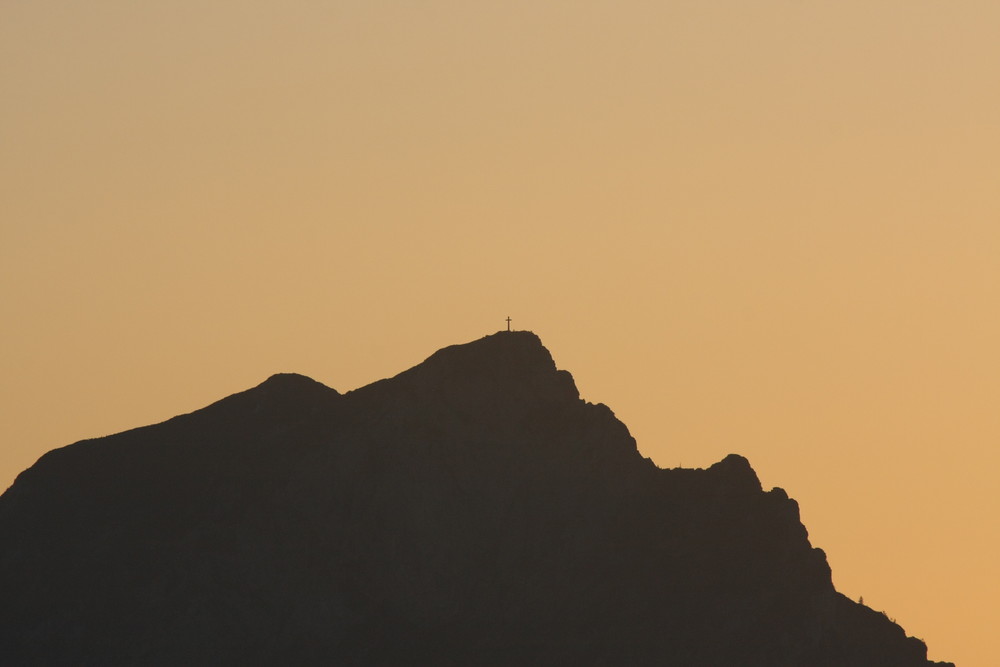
(3, 2, 998, 664)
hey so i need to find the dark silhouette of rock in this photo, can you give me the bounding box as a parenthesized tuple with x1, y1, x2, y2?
(0, 332, 953, 666)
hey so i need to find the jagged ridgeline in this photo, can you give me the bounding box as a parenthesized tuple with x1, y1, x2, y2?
(0, 332, 952, 666)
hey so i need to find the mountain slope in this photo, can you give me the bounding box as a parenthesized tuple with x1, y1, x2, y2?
(0, 332, 952, 665)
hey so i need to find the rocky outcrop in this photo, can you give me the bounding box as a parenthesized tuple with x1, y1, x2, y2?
(0, 332, 952, 665)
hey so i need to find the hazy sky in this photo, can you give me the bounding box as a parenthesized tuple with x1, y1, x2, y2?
(3, 2, 998, 664)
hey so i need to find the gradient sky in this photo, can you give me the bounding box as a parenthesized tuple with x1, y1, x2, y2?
(3, 2, 998, 664)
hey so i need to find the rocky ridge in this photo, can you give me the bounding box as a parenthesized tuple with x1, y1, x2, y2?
(0, 332, 952, 665)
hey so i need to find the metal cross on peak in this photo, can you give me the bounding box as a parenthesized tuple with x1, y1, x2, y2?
(506, 316, 512, 332)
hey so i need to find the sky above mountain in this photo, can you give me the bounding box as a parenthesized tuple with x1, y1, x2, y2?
(2, 2, 997, 664)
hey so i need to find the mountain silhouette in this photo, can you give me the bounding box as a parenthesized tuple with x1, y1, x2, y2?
(0, 332, 953, 666)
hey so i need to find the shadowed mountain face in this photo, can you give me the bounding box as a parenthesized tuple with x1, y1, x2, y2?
(0, 332, 952, 666)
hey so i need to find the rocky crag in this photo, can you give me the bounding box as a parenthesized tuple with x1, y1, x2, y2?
(0, 332, 952, 665)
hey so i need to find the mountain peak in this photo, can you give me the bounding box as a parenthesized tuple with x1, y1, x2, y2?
(708, 453, 762, 493)
(256, 372, 337, 395)
(419, 330, 557, 376)
(0, 334, 951, 666)
(352, 331, 580, 408)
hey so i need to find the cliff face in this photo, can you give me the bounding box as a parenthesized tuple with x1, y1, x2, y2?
(0, 332, 951, 666)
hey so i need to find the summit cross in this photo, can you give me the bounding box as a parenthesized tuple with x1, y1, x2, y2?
(506, 317, 512, 332)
